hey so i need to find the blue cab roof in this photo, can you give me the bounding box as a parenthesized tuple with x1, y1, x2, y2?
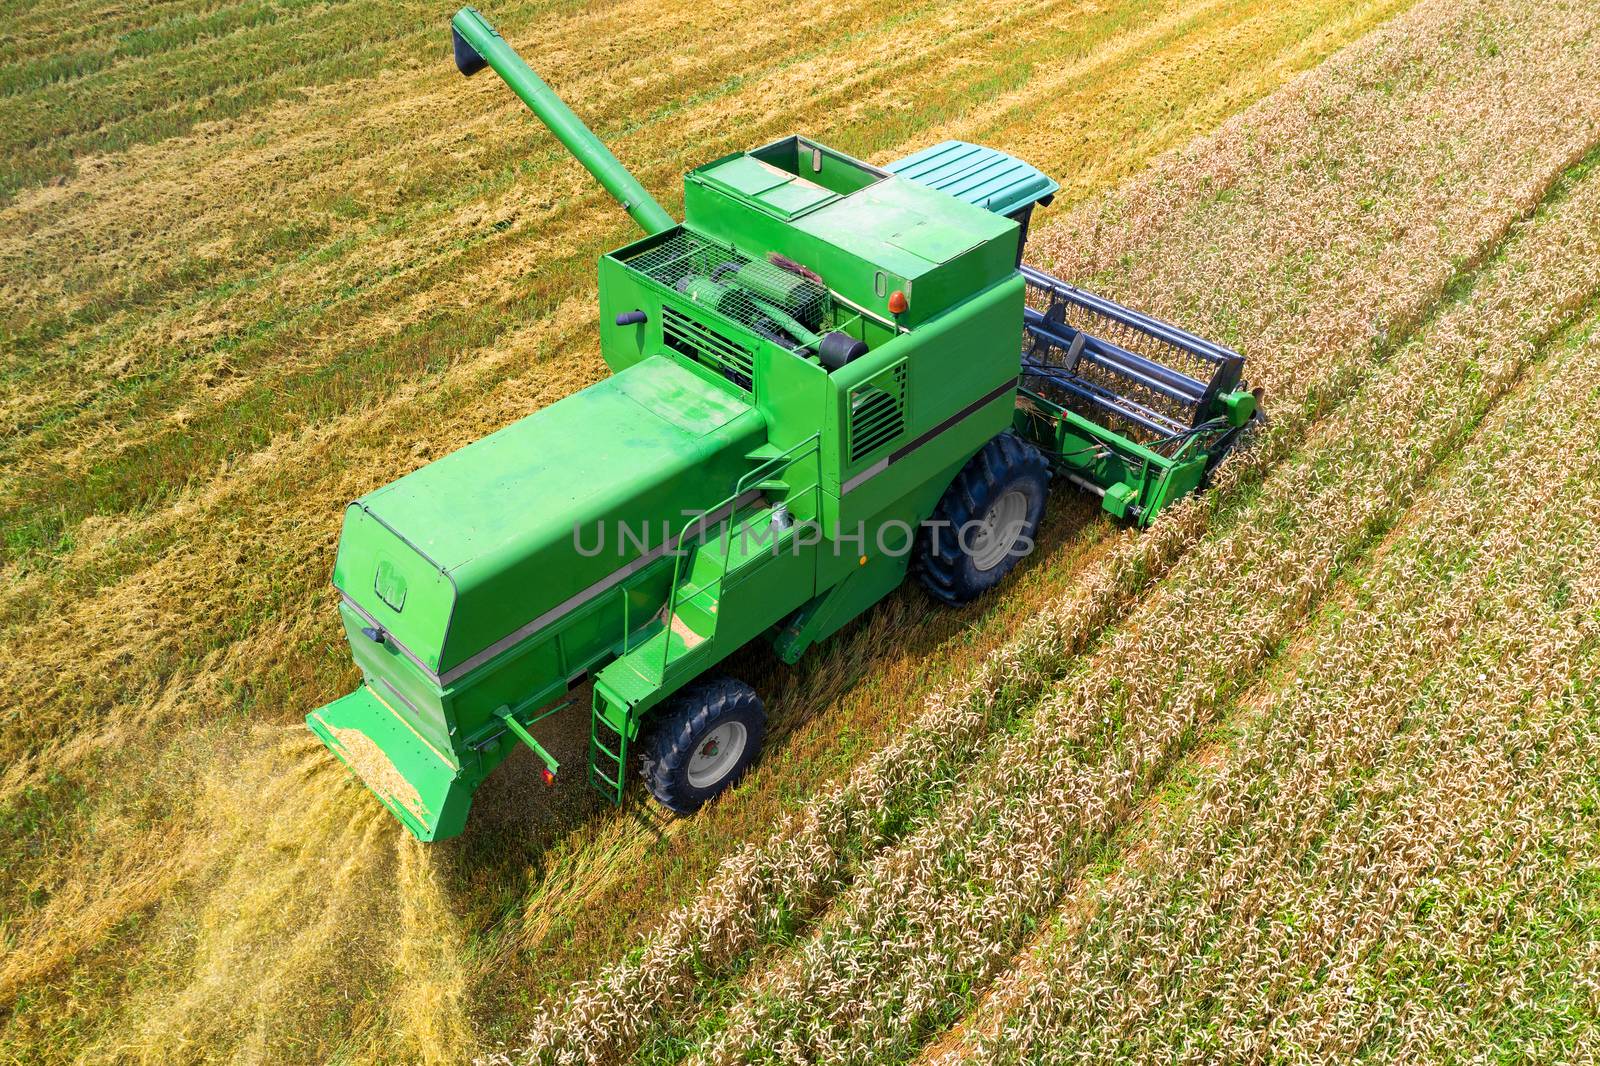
(885, 140, 1059, 218)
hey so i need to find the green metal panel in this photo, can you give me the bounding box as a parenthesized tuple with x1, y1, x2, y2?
(336, 600, 458, 759)
(700, 155, 806, 199)
(698, 514, 817, 654)
(341, 355, 763, 677)
(772, 543, 908, 664)
(332, 505, 456, 673)
(824, 273, 1024, 533)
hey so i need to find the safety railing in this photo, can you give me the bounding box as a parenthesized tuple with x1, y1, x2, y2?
(652, 433, 823, 681)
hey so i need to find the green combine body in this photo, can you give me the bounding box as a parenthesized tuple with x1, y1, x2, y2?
(308, 7, 1259, 841)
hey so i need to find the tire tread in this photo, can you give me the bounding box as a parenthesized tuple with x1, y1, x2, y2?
(915, 431, 1049, 606)
(639, 676, 766, 814)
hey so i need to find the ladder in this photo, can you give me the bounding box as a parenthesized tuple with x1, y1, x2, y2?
(587, 704, 629, 805)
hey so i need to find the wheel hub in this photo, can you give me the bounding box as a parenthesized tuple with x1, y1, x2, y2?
(686, 721, 748, 790)
(969, 488, 1030, 571)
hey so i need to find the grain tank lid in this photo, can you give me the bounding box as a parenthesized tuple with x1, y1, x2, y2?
(689, 137, 889, 221)
(695, 154, 841, 218)
(885, 140, 1059, 218)
(358, 356, 753, 575)
(337, 355, 764, 677)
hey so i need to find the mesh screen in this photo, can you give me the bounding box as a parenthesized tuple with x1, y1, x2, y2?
(622, 231, 831, 351)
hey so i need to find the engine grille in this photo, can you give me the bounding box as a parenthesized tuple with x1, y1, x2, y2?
(621, 230, 831, 350)
(662, 307, 755, 391)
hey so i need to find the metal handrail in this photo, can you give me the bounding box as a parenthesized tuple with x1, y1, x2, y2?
(620, 584, 632, 653)
(655, 433, 823, 680)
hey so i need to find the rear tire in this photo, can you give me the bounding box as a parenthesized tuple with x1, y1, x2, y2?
(640, 676, 766, 814)
(916, 431, 1049, 605)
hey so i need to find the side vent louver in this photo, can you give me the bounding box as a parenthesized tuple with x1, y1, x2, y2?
(663, 307, 755, 391)
(848, 359, 909, 463)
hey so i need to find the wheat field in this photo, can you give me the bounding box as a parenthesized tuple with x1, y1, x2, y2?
(5, 0, 1599, 1063)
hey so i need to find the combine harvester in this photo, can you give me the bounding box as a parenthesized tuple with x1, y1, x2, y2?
(307, 8, 1260, 841)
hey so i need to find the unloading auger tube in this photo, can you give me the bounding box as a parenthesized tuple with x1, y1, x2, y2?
(451, 6, 675, 236)
(304, 6, 1260, 843)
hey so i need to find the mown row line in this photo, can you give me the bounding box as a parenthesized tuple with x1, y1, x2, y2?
(946, 310, 1600, 1064)
(0, 0, 443, 198)
(0, 0, 1219, 564)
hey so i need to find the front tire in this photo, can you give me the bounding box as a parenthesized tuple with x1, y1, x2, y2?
(640, 676, 766, 814)
(916, 431, 1049, 605)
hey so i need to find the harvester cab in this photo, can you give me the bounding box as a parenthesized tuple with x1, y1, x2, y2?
(306, 7, 1261, 841)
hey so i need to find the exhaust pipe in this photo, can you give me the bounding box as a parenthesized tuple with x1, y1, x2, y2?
(450, 7, 677, 236)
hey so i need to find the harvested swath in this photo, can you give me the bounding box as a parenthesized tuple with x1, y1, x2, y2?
(0, 727, 413, 1055)
(388, 837, 475, 1065)
(948, 316, 1600, 1065)
(0, 0, 1393, 574)
(507, 1, 1600, 1061)
(0, 0, 434, 198)
(46, 726, 478, 1065)
(1, 4, 1410, 1062)
(327, 722, 428, 823)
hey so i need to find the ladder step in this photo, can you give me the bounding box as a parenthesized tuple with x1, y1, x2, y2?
(589, 684, 631, 805)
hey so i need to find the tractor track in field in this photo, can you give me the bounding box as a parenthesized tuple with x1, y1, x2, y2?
(499, 2, 1600, 1060)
